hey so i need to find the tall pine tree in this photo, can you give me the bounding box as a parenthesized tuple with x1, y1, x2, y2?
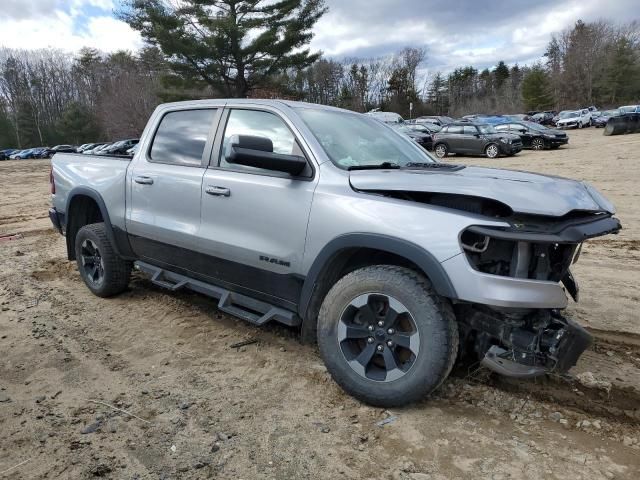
(120, 0, 327, 97)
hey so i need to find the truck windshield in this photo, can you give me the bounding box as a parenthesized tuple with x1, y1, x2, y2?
(297, 107, 436, 169)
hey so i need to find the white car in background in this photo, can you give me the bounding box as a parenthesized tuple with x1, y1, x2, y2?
(365, 110, 404, 124)
(618, 105, 640, 114)
(556, 108, 594, 129)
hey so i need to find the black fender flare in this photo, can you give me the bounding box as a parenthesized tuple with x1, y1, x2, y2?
(65, 187, 134, 259)
(298, 233, 458, 319)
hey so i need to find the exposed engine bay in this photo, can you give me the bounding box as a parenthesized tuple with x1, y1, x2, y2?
(373, 190, 621, 377)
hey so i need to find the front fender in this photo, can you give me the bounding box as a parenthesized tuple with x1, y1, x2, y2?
(298, 233, 458, 318)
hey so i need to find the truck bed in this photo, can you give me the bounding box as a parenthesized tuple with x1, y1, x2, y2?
(51, 152, 131, 233)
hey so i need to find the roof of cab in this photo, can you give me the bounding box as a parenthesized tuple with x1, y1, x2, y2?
(156, 98, 354, 114)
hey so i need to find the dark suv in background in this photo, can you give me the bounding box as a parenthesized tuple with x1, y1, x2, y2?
(495, 121, 568, 150)
(433, 123, 522, 158)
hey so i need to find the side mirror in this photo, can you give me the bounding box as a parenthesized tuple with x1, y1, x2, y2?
(225, 135, 307, 176)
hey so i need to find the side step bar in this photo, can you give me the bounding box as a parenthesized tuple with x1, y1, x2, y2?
(134, 261, 301, 327)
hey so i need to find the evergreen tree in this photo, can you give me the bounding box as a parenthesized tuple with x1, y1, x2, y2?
(602, 37, 640, 104)
(120, 0, 327, 98)
(493, 60, 510, 88)
(56, 102, 100, 145)
(521, 65, 553, 111)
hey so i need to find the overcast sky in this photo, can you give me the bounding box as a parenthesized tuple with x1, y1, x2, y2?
(1, 0, 639, 73)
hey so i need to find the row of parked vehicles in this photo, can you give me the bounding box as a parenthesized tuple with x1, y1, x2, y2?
(366, 103, 639, 159)
(366, 110, 568, 158)
(0, 138, 139, 161)
(516, 105, 640, 129)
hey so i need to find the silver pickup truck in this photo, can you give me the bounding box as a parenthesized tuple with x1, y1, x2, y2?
(49, 99, 621, 406)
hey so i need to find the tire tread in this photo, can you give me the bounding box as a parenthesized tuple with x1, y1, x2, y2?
(317, 265, 458, 407)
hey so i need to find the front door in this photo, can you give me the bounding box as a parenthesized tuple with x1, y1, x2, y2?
(126, 107, 221, 267)
(199, 106, 318, 307)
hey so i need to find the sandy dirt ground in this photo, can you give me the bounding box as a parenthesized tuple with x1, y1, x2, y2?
(0, 128, 639, 479)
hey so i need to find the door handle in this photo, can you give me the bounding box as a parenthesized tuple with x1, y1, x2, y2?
(205, 186, 231, 197)
(134, 176, 154, 185)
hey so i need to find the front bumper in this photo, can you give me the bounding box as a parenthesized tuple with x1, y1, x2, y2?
(548, 136, 568, 146)
(49, 207, 65, 235)
(442, 252, 569, 308)
(557, 122, 578, 129)
(499, 142, 522, 154)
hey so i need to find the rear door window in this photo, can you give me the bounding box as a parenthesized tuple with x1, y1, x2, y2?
(447, 125, 463, 134)
(463, 126, 477, 135)
(150, 109, 217, 166)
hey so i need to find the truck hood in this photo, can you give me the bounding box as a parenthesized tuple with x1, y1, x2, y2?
(349, 165, 615, 217)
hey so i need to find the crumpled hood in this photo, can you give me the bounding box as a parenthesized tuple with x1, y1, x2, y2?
(349, 165, 615, 217)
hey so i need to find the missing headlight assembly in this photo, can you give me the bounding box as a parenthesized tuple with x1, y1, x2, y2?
(456, 211, 621, 377)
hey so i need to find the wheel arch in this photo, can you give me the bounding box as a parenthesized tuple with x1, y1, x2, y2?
(299, 234, 457, 342)
(64, 187, 132, 261)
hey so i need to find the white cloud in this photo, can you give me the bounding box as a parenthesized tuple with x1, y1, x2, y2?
(0, 1, 141, 53)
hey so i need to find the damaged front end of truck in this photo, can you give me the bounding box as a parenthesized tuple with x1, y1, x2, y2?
(349, 165, 622, 378)
(457, 210, 620, 378)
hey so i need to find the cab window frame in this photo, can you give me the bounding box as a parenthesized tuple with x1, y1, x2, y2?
(146, 107, 222, 168)
(209, 106, 315, 181)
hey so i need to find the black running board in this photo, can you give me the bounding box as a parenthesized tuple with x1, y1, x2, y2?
(134, 261, 301, 327)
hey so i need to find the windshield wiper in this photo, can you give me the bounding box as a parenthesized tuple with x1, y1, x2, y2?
(405, 162, 465, 171)
(347, 162, 401, 171)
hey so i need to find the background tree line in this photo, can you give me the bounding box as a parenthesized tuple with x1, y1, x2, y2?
(0, 8, 638, 149)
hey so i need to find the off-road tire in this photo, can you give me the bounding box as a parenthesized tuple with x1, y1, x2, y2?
(317, 265, 459, 407)
(75, 223, 131, 298)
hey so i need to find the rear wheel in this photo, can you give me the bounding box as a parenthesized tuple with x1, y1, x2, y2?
(485, 143, 499, 158)
(317, 265, 458, 407)
(531, 137, 545, 150)
(434, 143, 448, 158)
(75, 223, 131, 297)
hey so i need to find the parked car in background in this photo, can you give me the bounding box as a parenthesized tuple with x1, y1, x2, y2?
(0, 148, 19, 160)
(414, 115, 454, 126)
(77, 143, 103, 153)
(406, 122, 441, 134)
(474, 115, 512, 125)
(432, 122, 522, 158)
(495, 121, 568, 150)
(365, 110, 404, 124)
(391, 124, 433, 150)
(618, 105, 640, 114)
(44, 145, 76, 157)
(84, 143, 111, 155)
(504, 114, 528, 121)
(126, 143, 139, 156)
(556, 109, 593, 129)
(101, 139, 139, 155)
(593, 109, 620, 127)
(529, 111, 556, 126)
(10, 148, 36, 159)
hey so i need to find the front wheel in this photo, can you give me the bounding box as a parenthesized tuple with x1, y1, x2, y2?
(75, 223, 131, 298)
(317, 266, 459, 407)
(434, 143, 448, 158)
(531, 138, 545, 150)
(485, 143, 499, 158)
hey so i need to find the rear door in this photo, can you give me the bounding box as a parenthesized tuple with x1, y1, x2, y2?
(126, 107, 222, 268)
(199, 105, 318, 306)
(461, 125, 480, 153)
